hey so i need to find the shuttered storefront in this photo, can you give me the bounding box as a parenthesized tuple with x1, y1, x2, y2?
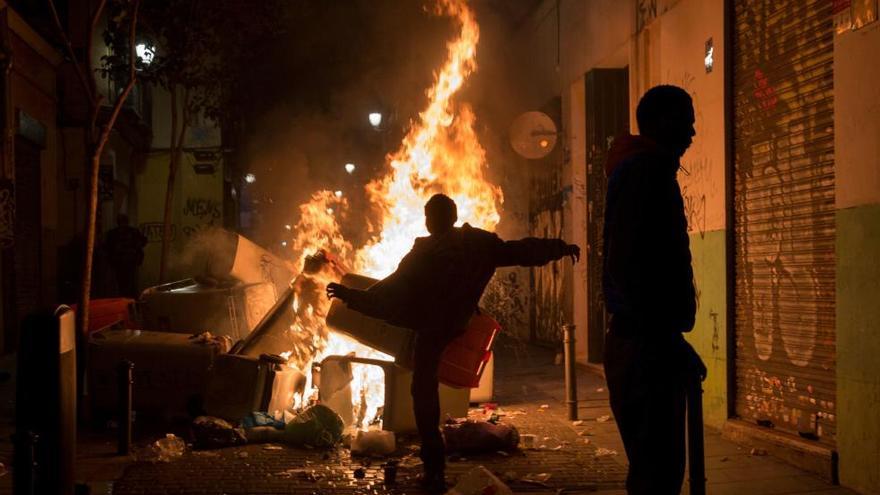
(733, 0, 836, 444)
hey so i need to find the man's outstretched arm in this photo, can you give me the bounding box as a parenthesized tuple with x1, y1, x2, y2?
(493, 236, 580, 267)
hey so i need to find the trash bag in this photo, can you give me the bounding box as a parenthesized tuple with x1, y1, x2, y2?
(443, 420, 519, 453)
(241, 411, 285, 429)
(282, 404, 344, 448)
(246, 426, 285, 443)
(192, 416, 247, 449)
(153, 433, 186, 461)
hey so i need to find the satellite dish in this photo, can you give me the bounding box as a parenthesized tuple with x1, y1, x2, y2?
(509, 111, 558, 159)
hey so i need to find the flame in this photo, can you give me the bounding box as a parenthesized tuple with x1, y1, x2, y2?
(281, 0, 499, 429)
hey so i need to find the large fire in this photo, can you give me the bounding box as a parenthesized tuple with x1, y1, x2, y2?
(282, 0, 501, 429)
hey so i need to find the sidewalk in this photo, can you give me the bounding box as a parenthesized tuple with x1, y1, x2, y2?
(0, 340, 861, 494)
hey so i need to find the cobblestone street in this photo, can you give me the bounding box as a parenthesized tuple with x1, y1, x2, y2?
(107, 339, 628, 494)
(0, 339, 860, 494)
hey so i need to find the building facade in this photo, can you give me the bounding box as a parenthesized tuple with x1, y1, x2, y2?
(514, 0, 880, 492)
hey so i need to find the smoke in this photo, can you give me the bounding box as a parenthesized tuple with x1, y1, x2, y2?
(238, 0, 456, 256)
(239, 1, 542, 259)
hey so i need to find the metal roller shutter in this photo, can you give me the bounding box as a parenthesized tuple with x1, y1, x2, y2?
(733, 0, 836, 444)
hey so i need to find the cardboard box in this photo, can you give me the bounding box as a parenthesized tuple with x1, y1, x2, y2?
(139, 279, 276, 341)
(87, 329, 223, 418)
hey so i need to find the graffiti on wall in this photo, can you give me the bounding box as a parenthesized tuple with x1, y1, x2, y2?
(733, 0, 836, 442)
(0, 179, 14, 249)
(482, 270, 528, 338)
(182, 197, 222, 239)
(140, 222, 177, 243)
(670, 70, 712, 239)
(183, 198, 222, 223)
(531, 207, 566, 343)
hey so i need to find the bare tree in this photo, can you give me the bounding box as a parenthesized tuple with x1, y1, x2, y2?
(47, 0, 141, 342)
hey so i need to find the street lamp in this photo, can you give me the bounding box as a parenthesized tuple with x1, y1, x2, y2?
(136, 43, 155, 66)
(334, 190, 343, 198)
(245, 173, 256, 184)
(344, 163, 356, 174)
(368, 112, 383, 128)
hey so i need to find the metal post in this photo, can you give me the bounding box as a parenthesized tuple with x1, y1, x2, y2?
(687, 373, 706, 495)
(117, 360, 134, 455)
(562, 324, 578, 421)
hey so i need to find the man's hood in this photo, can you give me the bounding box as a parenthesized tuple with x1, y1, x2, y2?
(605, 134, 660, 177)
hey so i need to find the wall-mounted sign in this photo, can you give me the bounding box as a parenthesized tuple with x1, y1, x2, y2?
(704, 38, 714, 73)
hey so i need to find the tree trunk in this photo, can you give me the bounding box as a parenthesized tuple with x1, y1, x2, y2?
(75, 146, 101, 342)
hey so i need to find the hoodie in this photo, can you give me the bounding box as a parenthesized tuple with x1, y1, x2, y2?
(602, 134, 696, 336)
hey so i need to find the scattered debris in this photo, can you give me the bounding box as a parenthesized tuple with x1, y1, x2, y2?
(749, 448, 768, 456)
(398, 455, 422, 469)
(539, 404, 550, 410)
(351, 429, 396, 456)
(283, 404, 344, 448)
(572, 420, 585, 426)
(495, 450, 510, 456)
(263, 444, 283, 450)
(449, 465, 513, 495)
(189, 331, 234, 353)
(444, 419, 519, 453)
(577, 430, 594, 436)
(192, 416, 247, 449)
(153, 433, 186, 462)
(522, 472, 552, 484)
(520, 434, 536, 449)
(583, 438, 591, 444)
(596, 415, 611, 423)
(237, 451, 249, 458)
(719, 456, 729, 462)
(594, 447, 617, 457)
(596, 387, 605, 393)
(275, 468, 323, 482)
(241, 411, 285, 429)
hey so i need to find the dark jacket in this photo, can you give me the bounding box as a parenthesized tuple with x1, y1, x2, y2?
(346, 223, 570, 336)
(602, 134, 696, 336)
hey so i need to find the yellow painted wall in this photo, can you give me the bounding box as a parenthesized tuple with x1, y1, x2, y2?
(136, 151, 224, 290)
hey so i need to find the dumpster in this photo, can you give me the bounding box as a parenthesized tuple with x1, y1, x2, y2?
(87, 329, 225, 419)
(139, 279, 276, 341)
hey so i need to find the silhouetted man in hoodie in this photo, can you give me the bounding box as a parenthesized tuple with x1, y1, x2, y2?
(602, 85, 706, 494)
(327, 193, 579, 492)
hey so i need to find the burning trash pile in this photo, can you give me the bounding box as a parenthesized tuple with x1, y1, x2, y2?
(83, 0, 515, 462)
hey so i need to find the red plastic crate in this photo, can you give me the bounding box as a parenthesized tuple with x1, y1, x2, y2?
(438, 313, 500, 388)
(71, 298, 138, 335)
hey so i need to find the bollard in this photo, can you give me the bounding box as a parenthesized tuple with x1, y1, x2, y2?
(687, 373, 706, 495)
(562, 324, 578, 421)
(117, 360, 134, 455)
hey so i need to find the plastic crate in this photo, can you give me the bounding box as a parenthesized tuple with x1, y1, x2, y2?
(438, 313, 500, 388)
